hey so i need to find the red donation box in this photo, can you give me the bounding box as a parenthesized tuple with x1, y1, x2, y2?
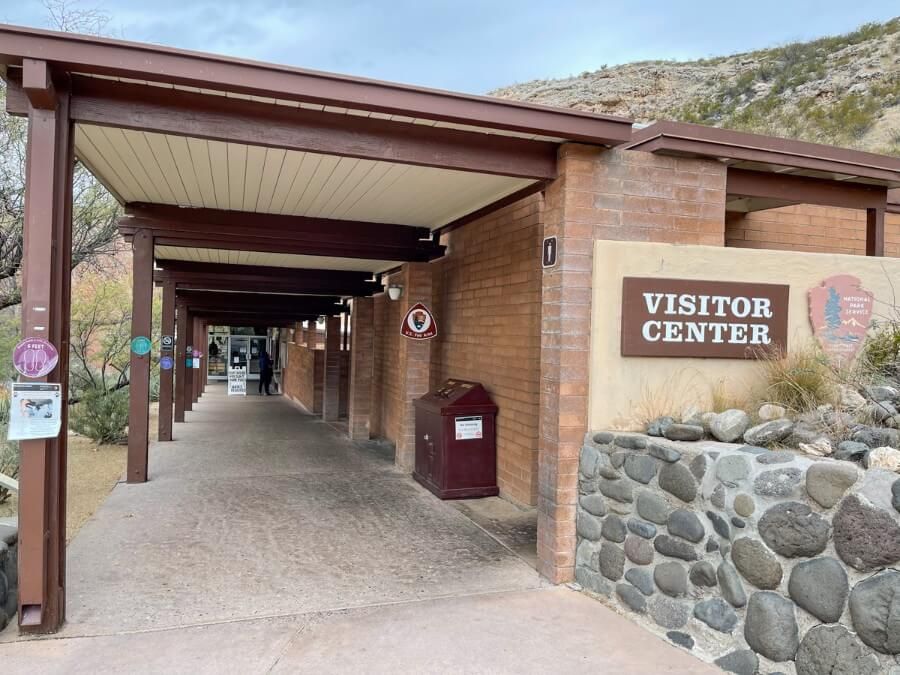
(413, 379, 499, 499)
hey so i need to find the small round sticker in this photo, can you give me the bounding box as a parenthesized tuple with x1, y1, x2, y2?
(159, 356, 174, 370)
(131, 336, 152, 356)
(13, 338, 59, 378)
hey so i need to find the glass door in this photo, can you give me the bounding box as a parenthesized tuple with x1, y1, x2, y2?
(229, 336, 250, 375)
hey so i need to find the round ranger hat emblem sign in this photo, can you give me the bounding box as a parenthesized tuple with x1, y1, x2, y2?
(13, 337, 59, 378)
(401, 303, 438, 340)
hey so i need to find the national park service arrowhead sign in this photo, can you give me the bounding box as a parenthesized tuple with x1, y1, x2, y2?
(809, 274, 873, 363)
(401, 303, 438, 340)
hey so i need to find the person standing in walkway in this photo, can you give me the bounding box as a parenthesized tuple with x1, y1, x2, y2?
(258, 348, 273, 395)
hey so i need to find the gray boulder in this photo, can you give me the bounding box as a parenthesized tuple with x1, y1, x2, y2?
(796, 625, 881, 675)
(649, 596, 690, 629)
(849, 570, 900, 654)
(598, 542, 625, 581)
(731, 537, 783, 589)
(647, 416, 676, 437)
(598, 477, 633, 503)
(616, 583, 647, 613)
(576, 511, 604, 541)
(624, 567, 654, 596)
(717, 562, 747, 607)
(579, 494, 608, 517)
(805, 462, 859, 508)
(689, 561, 717, 587)
(653, 535, 698, 561)
(623, 454, 659, 484)
(893, 478, 900, 513)
(667, 509, 705, 543)
(654, 562, 688, 597)
(626, 518, 656, 539)
(744, 591, 799, 662)
(663, 424, 704, 441)
(647, 441, 682, 463)
(754, 468, 803, 497)
(758, 502, 830, 558)
(788, 557, 848, 624)
(714, 650, 759, 675)
(693, 598, 738, 633)
(852, 426, 900, 449)
(624, 535, 654, 566)
(710, 409, 751, 443)
(715, 455, 751, 484)
(743, 418, 794, 446)
(833, 494, 900, 571)
(658, 462, 698, 503)
(636, 490, 671, 524)
(601, 514, 627, 543)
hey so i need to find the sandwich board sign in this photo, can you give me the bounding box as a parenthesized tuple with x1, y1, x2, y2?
(228, 366, 247, 396)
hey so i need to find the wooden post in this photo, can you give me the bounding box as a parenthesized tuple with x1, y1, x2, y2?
(158, 281, 175, 440)
(174, 301, 187, 422)
(866, 206, 885, 256)
(18, 59, 74, 633)
(192, 317, 201, 404)
(184, 311, 194, 412)
(127, 229, 153, 483)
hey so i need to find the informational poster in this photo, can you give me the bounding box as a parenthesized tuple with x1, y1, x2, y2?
(454, 415, 483, 440)
(8, 382, 63, 441)
(228, 366, 247, 396)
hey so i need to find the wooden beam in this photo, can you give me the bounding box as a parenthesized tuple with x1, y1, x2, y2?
(120, 210, 444, 262)
(68, 77, 557, 180)
(727, 168, 887, 210)
(0, 25, 633, 144)
(21, 59, 56, 110)
(867, 206, 886, 257)
(154, 263, 380, 296)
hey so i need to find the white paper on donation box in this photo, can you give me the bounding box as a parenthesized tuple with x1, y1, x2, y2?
(8, 382, 63, 440)
(228, 366, 247, 396)
(454, 415, 483, 440)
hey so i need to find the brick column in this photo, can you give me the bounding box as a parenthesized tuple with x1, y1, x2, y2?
(395, 262, 433, 471)
(537, 146, 592, 584)
(306, 320, 317, 349)
(322, 316, 342, 421)
(536, 143, 727, 583)
(348, 297, 374, 440)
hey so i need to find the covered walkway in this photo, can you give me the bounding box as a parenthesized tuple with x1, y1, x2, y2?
(0, 388, 715, 673)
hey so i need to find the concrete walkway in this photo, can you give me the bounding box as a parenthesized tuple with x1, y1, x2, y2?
(0, 386, 718, 673)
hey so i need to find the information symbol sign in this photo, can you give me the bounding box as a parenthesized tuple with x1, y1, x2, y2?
(542, 236, 558, 269)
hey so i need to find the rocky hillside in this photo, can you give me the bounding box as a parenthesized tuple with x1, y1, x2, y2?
(492, 18, 900, 155)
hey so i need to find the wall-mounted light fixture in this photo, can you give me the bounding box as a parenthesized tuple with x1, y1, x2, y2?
(387, 284, 403, 301)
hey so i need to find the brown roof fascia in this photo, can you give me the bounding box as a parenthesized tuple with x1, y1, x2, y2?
(627, 121, 900, 186)
(0, 23, 633, 145)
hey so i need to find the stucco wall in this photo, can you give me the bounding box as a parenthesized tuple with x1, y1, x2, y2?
(590, 240, 900, 430)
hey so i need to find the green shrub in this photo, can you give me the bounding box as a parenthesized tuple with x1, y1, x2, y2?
(70, 387, 129, 445)
(860, 320, 900, 378)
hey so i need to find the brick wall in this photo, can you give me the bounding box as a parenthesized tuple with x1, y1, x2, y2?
(282, 342, 323, 413)
(431, 193, 543, 506)
(726, 205, 900, 257)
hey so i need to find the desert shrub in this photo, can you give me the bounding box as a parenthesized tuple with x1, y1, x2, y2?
(70, 387, 128, 445)
(0, 394, 19, 505)
(758, 344, 834, 413)
(859, 319, 900, 379)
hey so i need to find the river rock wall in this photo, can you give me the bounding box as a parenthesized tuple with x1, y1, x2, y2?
(576, 432, 900, 674)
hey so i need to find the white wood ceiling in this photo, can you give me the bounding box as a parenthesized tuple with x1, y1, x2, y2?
(74, 124, 535, 228)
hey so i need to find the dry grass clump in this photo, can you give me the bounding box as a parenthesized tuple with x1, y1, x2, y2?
(755, 343, 836, 415)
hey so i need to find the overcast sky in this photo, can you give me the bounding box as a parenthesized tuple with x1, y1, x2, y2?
(1, 1, 897, 93)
